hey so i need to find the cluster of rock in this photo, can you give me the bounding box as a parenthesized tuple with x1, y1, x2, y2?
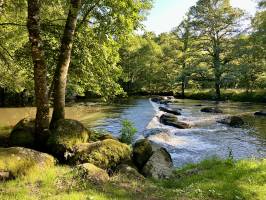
(1, 118, 174, 182)
(150, 96, 266, 128)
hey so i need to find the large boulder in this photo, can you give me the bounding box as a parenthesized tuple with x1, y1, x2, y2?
(9, 118, 35, 148)
(159, 107, 181, 115)
(217, 116, 244, 127)
(254, 111, 266, 116)
(47, 119, 90, 161)
(75, 163, 109, 183)
(142, 148, 173, 179)
(0, 147, 55, 180)
(69, 139, 131, 169)
(201, 107, 223, 113)
(159, 114, 191, 129)
(132, 139, 153, 170)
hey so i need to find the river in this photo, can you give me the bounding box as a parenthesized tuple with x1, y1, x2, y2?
(0, 97, 265, 167)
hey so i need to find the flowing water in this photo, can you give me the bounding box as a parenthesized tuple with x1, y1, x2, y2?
(0, 98, 265, 167)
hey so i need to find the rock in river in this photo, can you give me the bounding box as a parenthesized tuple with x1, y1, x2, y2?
(201, 107, 223, 113)
(132, 139, 153, 170)
(254, 111, 266, 116)
(159, 106, 181, 115)
(217, 116, 244, 127)
(159, 114, 191, 129)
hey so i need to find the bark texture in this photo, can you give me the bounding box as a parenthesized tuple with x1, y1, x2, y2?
(27, 0, 50, 144)
(50, 0, 81, 128)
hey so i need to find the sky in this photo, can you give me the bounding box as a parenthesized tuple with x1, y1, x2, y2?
(143, 0, 258, 34)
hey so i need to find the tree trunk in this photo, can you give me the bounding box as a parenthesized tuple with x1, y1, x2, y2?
(50, 0, 81, 128)
(27, 0, 50, 144)
(213, 56, 221, 100)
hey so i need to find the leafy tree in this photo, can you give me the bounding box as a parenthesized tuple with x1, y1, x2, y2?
(189, 0, 244, 99)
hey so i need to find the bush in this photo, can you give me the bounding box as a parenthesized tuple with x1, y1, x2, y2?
(119, 119, 137, 144)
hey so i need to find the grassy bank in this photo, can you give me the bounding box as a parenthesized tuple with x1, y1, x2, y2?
(180, 89, 266, 103)
(1, 158, 265, 200)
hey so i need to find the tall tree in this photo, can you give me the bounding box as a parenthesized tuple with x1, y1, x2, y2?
(27, 0, 49, 144)
(173, 16, 192, 98)
(189, 0, 244, 99)
(50, 0, 81, 127)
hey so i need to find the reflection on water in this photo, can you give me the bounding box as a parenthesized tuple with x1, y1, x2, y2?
(0, 97, 265, 167)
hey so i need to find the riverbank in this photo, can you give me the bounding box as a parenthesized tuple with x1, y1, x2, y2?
(178, 89, 266, 103)
(1, 158, 265, 200)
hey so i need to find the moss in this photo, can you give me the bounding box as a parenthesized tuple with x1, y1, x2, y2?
(75, 163, 109, 183)
(70, 139, 131, 169)
(9, 118, 35, 148)
(0, 147, 55, 177)
(47, 119, 90, 161)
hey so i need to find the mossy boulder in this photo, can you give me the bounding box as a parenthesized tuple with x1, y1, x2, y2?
(75, 163, 109, 183)
(132, 139, 153, 170)
(9, 118, 35, 148)
(142, 148, 173, 179)
(47, 119, 90, 161)
(69, 139, 131, 169)
(0, 147, 55, 179)
(116, 164, 144, 180)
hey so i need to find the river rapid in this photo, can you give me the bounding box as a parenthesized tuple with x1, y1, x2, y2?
(0, 97, 265, 167)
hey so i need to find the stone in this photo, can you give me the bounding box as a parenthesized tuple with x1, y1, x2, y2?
(116, 164, 144, 179)
(159, 106, 181, 115)
(200, 107, 223, 113)
(9, 118, 35, 148)
(76, 163, 109, 183)
(159, 114, 191, 129)
(132, 139, 153, 170)
(142, 148, 173, 179)
(0, 147, 55, 179)
(47, 119, 90, 161)
(254, 111, 266, 116)
(217, 116, 244, 127)
(69, 139, 131, 169)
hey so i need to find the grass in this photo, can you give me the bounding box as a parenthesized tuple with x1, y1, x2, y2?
(1, 158, 266, 200)
(183, 89, 266, 103)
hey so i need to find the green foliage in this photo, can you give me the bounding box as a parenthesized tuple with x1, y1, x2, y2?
(119, 119, 137, 144)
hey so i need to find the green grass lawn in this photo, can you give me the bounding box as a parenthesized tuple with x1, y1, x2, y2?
(1, 158, 265, 200)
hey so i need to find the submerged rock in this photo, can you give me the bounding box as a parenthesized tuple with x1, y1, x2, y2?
(69, 139, 131, 169)
(254, 111, 266, 116)
(75, 163, 109, 183)
(142, 148, 173, 179)
(0, 147, 55, 179)
(159, 106, 181, 115)
(200, 107, 223, 113)
(47, 119, 90, 161)
(132, 139, 153, 170)
(217, 116, 244, 127)
(9, 118, 35, 148)
(143, 128, 169, 138)
(160, 114, 191, 129)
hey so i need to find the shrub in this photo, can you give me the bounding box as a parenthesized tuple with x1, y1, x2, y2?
(119, 119, 137, 144)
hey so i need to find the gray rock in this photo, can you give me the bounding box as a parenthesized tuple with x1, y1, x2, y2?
(142, 148, 173, 179)
(217, 116, 244, 127)
(160, 114, 191, 129)
(159, 107, 181, 115)
(201, 107, 223, 113)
